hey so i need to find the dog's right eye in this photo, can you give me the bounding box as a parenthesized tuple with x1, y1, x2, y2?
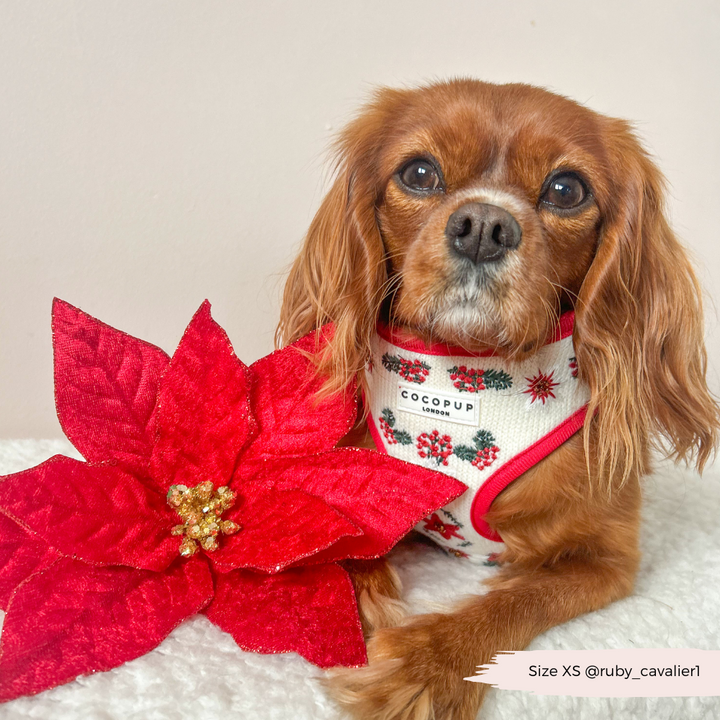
(398, 159, 442, 192)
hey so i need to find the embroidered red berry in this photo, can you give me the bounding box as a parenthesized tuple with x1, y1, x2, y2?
(379, 408, 413, 446)
(416, 430, 453, 466)
(455, 429, 500, 470)
(471, 443, 500, 469)
(379, 408, 398, 444)
(447, 366, 512, 392)
(379, 419, 395, 444)
(448, 365, 485, 392)
(393, 430, 413, 445)
(400, 358, 430, 383)
(569, 356, 578, 378)
(382, 353, 430, 384)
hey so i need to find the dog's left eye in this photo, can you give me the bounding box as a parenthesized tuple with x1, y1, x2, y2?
(398, 159, 442, 192)
(540, 173, 588, 210)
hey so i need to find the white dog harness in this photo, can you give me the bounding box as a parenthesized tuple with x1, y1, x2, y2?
(364, 313, 590, 563)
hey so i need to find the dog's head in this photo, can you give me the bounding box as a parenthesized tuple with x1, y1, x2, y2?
(279, 79, 718, 481)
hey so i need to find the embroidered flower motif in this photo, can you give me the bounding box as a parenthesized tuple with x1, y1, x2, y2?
(0, 299, 468, 702)
(382, 353, 430, 384)
(416, 430, 453, 466)
(454, 430, 500, 469)
(484, 552, 501, 567)
(524, 370, 559, 404)
(447, 366, 513, 392)
(422, 512, 465, 540)
(569, 356, 578, 378)
(379, 408, 413, 446)
(366, 355, 375, 374)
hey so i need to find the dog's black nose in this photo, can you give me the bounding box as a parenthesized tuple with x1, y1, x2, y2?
(445, 203, 522, 264)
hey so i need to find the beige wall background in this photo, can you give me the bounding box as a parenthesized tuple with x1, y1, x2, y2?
(1, 0, 719, 438)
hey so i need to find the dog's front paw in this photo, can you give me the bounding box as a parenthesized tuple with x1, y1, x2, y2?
(342, 558, 408, 638)
(325, 614, 484, 720)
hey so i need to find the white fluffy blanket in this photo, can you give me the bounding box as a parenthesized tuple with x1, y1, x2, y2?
(0, 439, 718, 720)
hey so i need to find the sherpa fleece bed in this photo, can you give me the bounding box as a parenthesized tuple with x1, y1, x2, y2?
(0, 439, 718, 720)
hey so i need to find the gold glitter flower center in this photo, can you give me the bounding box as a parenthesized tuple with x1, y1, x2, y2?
(167, 481, 241, 557)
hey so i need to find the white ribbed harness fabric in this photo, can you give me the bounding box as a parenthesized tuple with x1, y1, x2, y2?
(365, 313, 590, 563)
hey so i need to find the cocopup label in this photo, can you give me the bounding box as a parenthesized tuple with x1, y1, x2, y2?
(396, 383, 480, 426)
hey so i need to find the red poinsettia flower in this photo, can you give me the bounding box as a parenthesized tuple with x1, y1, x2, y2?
(0, 300, 466, 702)
(422, 512, 465, 540)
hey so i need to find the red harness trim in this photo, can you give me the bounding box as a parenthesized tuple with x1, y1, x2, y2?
(376, 311, 575, 358)
(469, 406, 587, 541)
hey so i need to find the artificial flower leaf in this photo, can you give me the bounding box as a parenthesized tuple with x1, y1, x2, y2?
(0, 513, 58, 611)
(52, 298, 170, 476)
(206, 564, 366, 669)
(242, 325, 358, 461)
(239, 448, 467, 564)
(209, 486, 361, 574)
(0, 456, 178, 572)
(1, 301, 462, 690)
(150, 301, 257, 493)
(0, 557, 213, 702)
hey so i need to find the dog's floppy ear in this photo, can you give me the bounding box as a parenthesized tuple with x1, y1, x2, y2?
(575, 119, 719, 484)
(278, 92, 400, 393)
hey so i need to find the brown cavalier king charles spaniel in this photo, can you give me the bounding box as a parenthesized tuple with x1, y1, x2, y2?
(277, 79, 719, 720)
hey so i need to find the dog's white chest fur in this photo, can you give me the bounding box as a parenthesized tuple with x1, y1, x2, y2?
(365, 314, 590, 563)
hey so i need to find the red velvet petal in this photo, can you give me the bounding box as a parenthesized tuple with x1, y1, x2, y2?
(52, 298, 170, 476)
(209, 486, 360, 574)
(238, 449, 467, 564)
(242, 325, 357, 462)
(0, 557, 213, 702)
(150, 301, 256, 493)
(206, 564, 366, 668)
(0, 513, 58, 611)
(0, 457, 178, 571)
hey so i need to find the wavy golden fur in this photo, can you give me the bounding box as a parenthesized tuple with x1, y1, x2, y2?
(277, 79, 719, 720)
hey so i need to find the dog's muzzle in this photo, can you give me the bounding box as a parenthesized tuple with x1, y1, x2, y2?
(445, 202, 522, 264)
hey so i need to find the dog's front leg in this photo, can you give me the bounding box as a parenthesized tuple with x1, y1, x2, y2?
(327, 439, 641, 720)
(328, 551, 637, 720)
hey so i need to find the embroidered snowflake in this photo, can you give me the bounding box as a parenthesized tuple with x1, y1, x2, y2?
(523, 370, 559, 404)
(422, 512, 465, 540)
(416, 430, 453, 466)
